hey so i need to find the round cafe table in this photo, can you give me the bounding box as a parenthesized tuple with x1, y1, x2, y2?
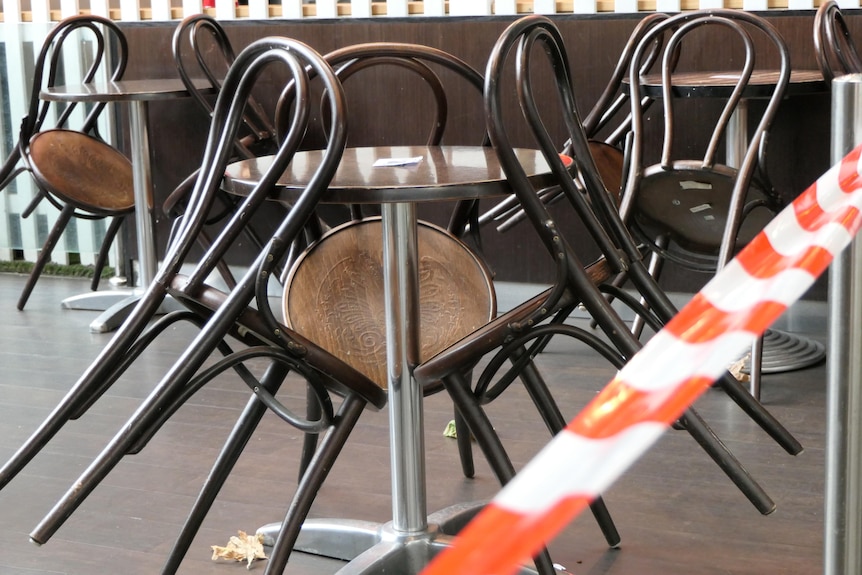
(41, 79, 211, 333)
(224, 145, 560, 575)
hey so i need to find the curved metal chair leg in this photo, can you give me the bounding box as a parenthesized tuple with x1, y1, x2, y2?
(264, 395, 367, 575)
(442, 370, 600, 575)
(162, 363, 289, 574)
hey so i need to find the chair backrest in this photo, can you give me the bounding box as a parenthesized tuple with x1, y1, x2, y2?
(484, 15, 643, 351)
(620, 9, 791, 270)
(0, 15, 128, 190)
(582, 12, 669, 146)
(172, 14, 278, 159)
(275, 42, 488, 230)
(814, 0, 862, 82)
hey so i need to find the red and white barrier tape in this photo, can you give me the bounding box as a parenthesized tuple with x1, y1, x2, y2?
(421, 143, 862, 575)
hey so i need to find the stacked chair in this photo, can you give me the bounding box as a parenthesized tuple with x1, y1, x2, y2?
(0, 15, 134, 310)
(416, 13, 803, 522)
(814, 0, 862, 81)
(0, 36, 384, 573)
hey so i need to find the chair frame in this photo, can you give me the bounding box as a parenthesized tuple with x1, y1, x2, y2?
(0, 15, 132, 309)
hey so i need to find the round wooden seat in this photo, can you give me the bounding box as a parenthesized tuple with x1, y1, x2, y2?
(284, 217, 496, 389)
(28, 129, 135, 214)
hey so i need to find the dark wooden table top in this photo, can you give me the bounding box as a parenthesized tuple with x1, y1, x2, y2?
(223, 145, 560, 204)
(41, 78, 211, 102)
(633, 69, 826, 99)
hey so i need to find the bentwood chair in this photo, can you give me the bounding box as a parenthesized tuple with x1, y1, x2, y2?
(416, 14, 802, 520)
(277, 42, 621, 562)
(167, 13, 286, 290)
(475, 12, 668, 234)
(0, 15, 133, 310)
(0, 37, 386, 575)
(814, 0, 862, 82)
(619, 9, 793, 398)
(278, 41, 490, 472)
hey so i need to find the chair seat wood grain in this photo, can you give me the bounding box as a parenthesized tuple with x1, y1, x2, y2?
(284, 217, 496, 389)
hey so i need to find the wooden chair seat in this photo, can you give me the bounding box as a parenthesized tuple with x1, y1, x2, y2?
(284, 217, 496, 389)
(28, 129, 135, 214)
(634, 164, 775, 255)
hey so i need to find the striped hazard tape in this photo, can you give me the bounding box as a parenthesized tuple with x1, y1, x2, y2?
(420, 144, 862, 575)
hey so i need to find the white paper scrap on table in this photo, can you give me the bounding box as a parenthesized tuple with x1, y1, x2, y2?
(373, 156, 424, 167)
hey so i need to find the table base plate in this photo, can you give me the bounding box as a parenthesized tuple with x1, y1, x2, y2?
(742, 328, 826, 374)
(257, 501, 565, 575)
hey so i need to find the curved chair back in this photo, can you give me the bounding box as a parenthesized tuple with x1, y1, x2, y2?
(172, 14, 277, 158)
(447, 13, 799, 520)
(620, 9, 790, 271)
(0, 15, 132, 309)
(814, 0, 862, 82)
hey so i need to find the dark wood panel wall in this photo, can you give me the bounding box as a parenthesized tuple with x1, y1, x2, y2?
(117, 11, 844, 298)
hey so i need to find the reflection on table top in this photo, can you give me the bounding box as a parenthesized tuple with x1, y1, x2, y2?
(41, 78, 211, 102)
(634, 69, 826, 99)
(223, 145, 560, 204)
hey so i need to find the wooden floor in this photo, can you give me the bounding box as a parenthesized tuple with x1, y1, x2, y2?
(0, 273, 828, 575)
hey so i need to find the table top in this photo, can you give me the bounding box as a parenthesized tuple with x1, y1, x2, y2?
(634, 69, 826, 99)
(223, 145, 560, 204)
(41, 78, 211, 103)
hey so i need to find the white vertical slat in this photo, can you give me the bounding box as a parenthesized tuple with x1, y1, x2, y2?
(386, 0, 409, 17)
(423, 0, 445, 16)
(282, 0, 304, 19)
(742, 0, 768, 10)
(59, 0, 79, 17)
(837, 0, 857, 8)
(30, 0, 51, 23)
(120, 0, 143, 22)
(350, 0, 373, 18)
(533, 0, 558, 14)
(247, 0, 269, 19)
(182, 0, 204, 17)
(787, 0, 814, 8)
(572, 0, 597, 13)
(90, 0, 111, 17)
(215, 0, 237, 20)
(656, 0, 681, 11)
(151, 0, 173, 22)
(2, 0, 23, 23)
(614, 0, 638, 12)
(449, 0, 491, 15)
(494, 0, 517, 14)
(317, 0, 338, 18)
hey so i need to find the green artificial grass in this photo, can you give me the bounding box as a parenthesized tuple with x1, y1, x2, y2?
(0, 260, 115, 279)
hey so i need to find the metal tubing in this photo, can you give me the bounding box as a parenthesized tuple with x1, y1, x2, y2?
(128, 99, 157, 287)
(382, 202, 427, 534)
(826, 72, 862, 575)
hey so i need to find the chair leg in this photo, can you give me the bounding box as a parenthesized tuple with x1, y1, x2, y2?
(17, 204, 74, 310)
(677, 407, 775, 514)
(297, 383, 322, 481)
(162, 361, 290, 574)
(264, 394, 367, 575)
(514, 349, 621, 548)
(454, 405, 475, 479)
(90, 215, 125, 292)
(626, 261, 802, 455)
(0, 284, 171, 492)
(441, 370, 578, 575)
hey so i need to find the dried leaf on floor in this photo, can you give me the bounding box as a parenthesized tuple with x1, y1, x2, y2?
(729, 354, 751, 383)
(211, 530, 267, 569)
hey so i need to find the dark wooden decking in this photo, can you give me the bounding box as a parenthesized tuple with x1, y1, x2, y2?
(0, 273, 828, 574)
